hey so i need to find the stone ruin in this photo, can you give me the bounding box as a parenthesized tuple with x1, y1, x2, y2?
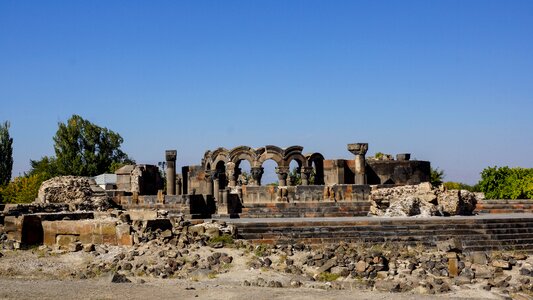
(4, 142, 533, 298)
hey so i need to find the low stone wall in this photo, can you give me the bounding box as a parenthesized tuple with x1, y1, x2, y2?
(239, 184, 371, 204)
(42, 219, 133, 246)
(476, 199, 533, 214)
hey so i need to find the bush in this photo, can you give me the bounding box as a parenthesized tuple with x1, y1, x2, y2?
(208, 234, 234, 246)
(317, 272, 341, 282)
(478, 166, 533, 199)
(443, 181, 480, 192)
(0, 174, 46, 203)
(430, 167, 444, 187)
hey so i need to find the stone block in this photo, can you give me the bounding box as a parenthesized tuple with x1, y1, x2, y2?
(128, 209, 157, 221)
(492, 260, 510, 270)
(116, 224, 133, 246)
(56, 234, 78, 247)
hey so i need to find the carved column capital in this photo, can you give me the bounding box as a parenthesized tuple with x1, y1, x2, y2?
(165, 150, 177, 162)
(250, 167, 264, 186)
(347, 143, 368, 156)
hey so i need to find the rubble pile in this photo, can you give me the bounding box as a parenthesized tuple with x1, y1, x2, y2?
(370, 183, 481, 217)
(36, 176, 115, 211)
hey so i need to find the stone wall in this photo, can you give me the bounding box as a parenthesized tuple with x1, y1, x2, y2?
(42, 219, 133, 246)
(237, 184, 370, 204)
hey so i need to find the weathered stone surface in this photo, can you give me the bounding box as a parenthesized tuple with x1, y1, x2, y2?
(384, 196, 437, 217)
(370, 183, 481, 217)
(37, 176, 114, 211)
(436, 238, 463, 253)
(438, 190, 477, 216)
(110, 273, 131, 283)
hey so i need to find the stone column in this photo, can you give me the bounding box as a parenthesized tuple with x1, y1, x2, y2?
(276, 166, 290, 186)
(226, 162, 237, 188)
(176, 177, 182, 195)
(250, 167, 264, 186)
(347, 143, 368, 185)
(213, 171, 220, 202)
(301, 167, 313, 186)
(205, 170, 214, 197)
(165, 150, 177, 195)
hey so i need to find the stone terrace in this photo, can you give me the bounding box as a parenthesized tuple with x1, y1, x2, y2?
(221, 213, 533, 252)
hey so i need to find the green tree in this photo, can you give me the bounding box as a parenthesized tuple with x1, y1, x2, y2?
(0, 121, 13, 186)
(0, 174, 45, 203)
(27, 156, 59, 179)
(430, 167, 444, 187)
(478, 166, 533, 199)
(53, 115, 134, 176)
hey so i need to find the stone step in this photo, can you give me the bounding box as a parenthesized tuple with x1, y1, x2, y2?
(228, 215, 533, 251)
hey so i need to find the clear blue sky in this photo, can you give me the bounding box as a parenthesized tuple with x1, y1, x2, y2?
(1, 1, 532, 185)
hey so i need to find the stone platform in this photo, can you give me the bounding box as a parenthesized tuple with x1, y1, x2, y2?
(476, 200, 533, 214)
(220, 213, 533, 252)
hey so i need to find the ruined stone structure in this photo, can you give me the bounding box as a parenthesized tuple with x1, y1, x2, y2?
(159, 143, 431, 217)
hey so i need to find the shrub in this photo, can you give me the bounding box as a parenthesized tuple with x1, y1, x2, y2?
(0, 174, 46, 203)
(443, 181, 480, 192)
(317, 272, 341, 282)
(208, 234, 234, 246)
(478, 166, 533, 199)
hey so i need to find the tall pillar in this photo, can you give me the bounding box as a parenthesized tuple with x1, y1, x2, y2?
(205, 170, 214, 197)
(165, 150, 177, 195)
(176, 177, 182, 195)
(226, 162, 237, 188)
(301, 167, 313, 185)
(348, 143, 368, 185)
(276, 166, 290, 186)
(250, 167, 264, 186)
(213, 172, 220, 202)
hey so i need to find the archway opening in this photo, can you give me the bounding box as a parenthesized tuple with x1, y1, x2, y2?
(215, 161, 227, 190)
(311, 159, 324, 185)
(236, 159, 252, 185)
(262, 159, 278, 186)
(288, 159, 302, 186)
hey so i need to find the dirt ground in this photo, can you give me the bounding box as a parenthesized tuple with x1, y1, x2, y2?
(0, 249, 505, 300)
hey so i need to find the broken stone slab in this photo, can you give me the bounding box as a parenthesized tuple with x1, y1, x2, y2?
(436, 238, 463, 253)
(316, 258, 337, 274)
(492, 260, 511, 270)
(110, 273, 131, 283)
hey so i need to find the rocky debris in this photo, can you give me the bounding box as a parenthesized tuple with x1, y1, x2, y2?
(384, 196, 437, 217)
(36, 176, 115, 211)
(370, 183, 481, 217)
(111, 272, 131, 283)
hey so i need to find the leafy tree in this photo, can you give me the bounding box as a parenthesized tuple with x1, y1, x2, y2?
(430, 167, 444, 187)
(27, 156, 59, 179)
(478, 166, 533, 199)
(0, 121, 13, 186)
(53, 115, 134, 176)
(0, 174, 46, 203)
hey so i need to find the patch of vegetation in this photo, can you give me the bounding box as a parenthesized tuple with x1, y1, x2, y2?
(208, 234, 234, 246)
(443, 181, 480, 192)
(317, 272, 341, 282)
(254, 244, 270, 257)
(207, 272, 218, 279)
(478, 166, 533, 199)
(430, 167, 444, 187)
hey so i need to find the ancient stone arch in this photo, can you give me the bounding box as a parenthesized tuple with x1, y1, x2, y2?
(200, 145, 317, 187)
(229, 146, 257, 167)
(210, 147, 230, 171)
(256, 145, 285, 166)
(305, 152, 325, 185)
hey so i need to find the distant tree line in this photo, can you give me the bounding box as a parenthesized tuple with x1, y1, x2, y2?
(0, 115, 134, 204)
